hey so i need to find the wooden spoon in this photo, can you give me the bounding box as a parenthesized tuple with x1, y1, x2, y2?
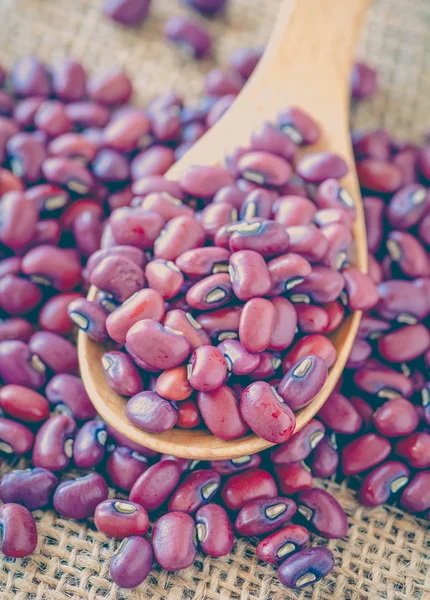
(79, 0, 370, 460)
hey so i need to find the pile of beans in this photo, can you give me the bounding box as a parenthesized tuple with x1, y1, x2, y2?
(0, 40, 428, 594)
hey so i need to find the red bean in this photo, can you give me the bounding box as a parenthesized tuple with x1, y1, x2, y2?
(277, 106, 321, 145)
(296, 152, 348, 184)
(106, 289, 165, 343)
(46, 373, 96, 420)
(315, 178, 356, 216)
(229, 220, 290, 257)
(0, 275, 42, 316)
(318, 392, 362, 434)
(229, 249, 271, 300)
(12, 56, 51, 97)
(378, 324, 430, 363)
(110, 536, 153, 589)
(256, 524, 310, 564)
(239, 298, 275, 353)
(163, 309, 211, 349)
(267, 252, 312, 296)
(358, 461, 410, 507)
(353, 364, 413, 399)
(221, 468, 277, 511)
(296, 304, 329, 333)
(342, 433, 391, 475)
(0, 317, 34, 342)
(188, 345, 227, 392)
(395, 432, 430, 469)
(374, 398, 419, 437)
(186, 273, 233, 310)
(275, 462, 313, 495)
(0, 417, 34, 455)
(194, 503, 233, 557)
(270, 419, 325, 465)
(22, 245, 82, 291)
(240, 381, 295, 444)
(210, 454, 262, 475)
(29, 331, 78, 375)
(278, 356, 328, 411)
(240, 188, 277, 220)
(274, 196, 316, 227)
(311, 433, 339, 478)
(73, 420, 107, 469)
(356, 159, 403, 193)
(180, 165, 235, 198)
(152, 511, 197, 571)
(0, 384, 49, 422)
(94, 499, 149, 538)
(197, 384, 248, 440)
(105, 446, 148, 491)
(39, 292, 82, 335)
(0, 191, 38, 252)
(282, 334, 336, 372)
(0, 340, 47, 389)
(168, 469, 220, 514)
(387, 230, 430, 278)
(0, 504, 38, 558)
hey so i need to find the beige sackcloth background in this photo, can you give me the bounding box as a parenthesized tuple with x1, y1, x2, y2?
(0, 0, 428, 598)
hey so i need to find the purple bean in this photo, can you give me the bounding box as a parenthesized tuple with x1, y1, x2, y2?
(168, 469, 220, 513)
(165, 17, 212, 59)
(229, 249, 271, 300)
(374, 398, 419, 437)
(22, 245, 82, 291)
(271, 419, 325, 465)
(46, 373, 96, 420)
(358, 461, 410, 507)
(68, 297, 108, 342)
(11, 57, 51, 97)
(400, 471, 430, 513)
(0, 504, 38, 558)
(102, 351, 144, 397)
(395, 432, 430, 469)
(0, 275, 42, 316)
(0, 317, 34, 342)
(126, 390, 178, 432)
(277, 355, 328, 411)
(110, 537, 153, 589)
(186, 273, 233, 310)
(286, 225, 329, 263)
(73, 420, 107, 468)
(53, 473, 108, 519)
(318, 392, 362, 434)
(103, 0, 151, 25)
(293, 266, 344, 304)
(235, 496, 296, 536)
(105, 446, 148, 491)
(33, 414, 77, 471)
(250, 121, 297, 161)
(197, 385, 248, 440)
(0, 191, 38, 252)
(311, 433, 339, 478)
(296, 488, 348, 539)
(195, 503, 233, 557)
(0, 417, 34, 455)
(131, 146, 175, 179)
(182, 0, 226, 15)
(278, 546, 334, 589)
(353, 364, 413, 399)
(351, 61, 378, 99)
(152, 511, 197, 571)
(296, 152, 348, 183)
(28, 331, 78, 375)
(277, 107, 321, 145)
(0, 340, 46, 389)
(315, 178, 356, 216)
(130, 459, 181, 511)
(210, 454, 262, 475)
(0, 468, 58, 510)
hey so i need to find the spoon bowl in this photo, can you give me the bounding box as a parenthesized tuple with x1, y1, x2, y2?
(79, 0, 370, 460)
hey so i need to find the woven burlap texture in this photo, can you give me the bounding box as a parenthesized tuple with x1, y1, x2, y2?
(0, 0, 428, 599)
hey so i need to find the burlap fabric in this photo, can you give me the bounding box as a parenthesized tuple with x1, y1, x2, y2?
(0, 0, 428, 598)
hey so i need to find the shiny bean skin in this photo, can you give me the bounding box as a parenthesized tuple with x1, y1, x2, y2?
(126, 391, 178, 433)
(73, 420, 107, 468)
(278, 546, 335, 589)
(237, 150, 292, 187)
(87, 68, 132, 106)
(257, 524, 310, 564)
(152, 511, 197, 571)
(131, 146, 175, 179)
(195, 306, 241, 342)
(374, 398, 419, 437)
(240, 188, 277, 221)
(0, 384, 49, 422)
(378, 324, 430, 363)
(65, 101, 110, 129)
(386, 184, 429, 229)
(229, 249, 271, 300)
(296, 152, 348, 184)
(168, 469, 220, 513)
(296, 488, 348, 539)
(267, 252, 312, 296)
(42, 157, 94, 196)
(318, 392, 362, 435)
(0, 275, 42, 316)
(234, 496, 296, 536)
(388, 231, 430, 277)
(177, 398, 201, 428)
(0, 468, 58, 510)
(313, 207, 353, 228)
(395, 432, 430, 469)
(110, 207, 165, 250)
(239, 298, 275, 353)
(311, 433, 339, 478)
(271, 419, 325, 465)
(278, 356, 328, 411)
(353, 364, 413, 399)
(200, 202, 238, 239)
(110, 536, 153, 589)
(140, 191, 194, 221)
(293, 266, 345, 304)
(358, 461, 410, 507)
(105, 446, 148, 491)
(0, 340, 47, 389)
(0, 504, 38, 558)
(129, 460, 181, 512)
(341, 434, 391, 475)
(154, 216, 205, 261)
(194, 503, 233, 558)
(11, 56, 51, 97)
(95, 499, 149, 538)
(357, 315, 391, 340)
(7, 132, 46, 183)
(197, 385, 248, 440)
(29, 331, 78, 375)
(180, 165, 235, 198)
(296, 304, 329, 333)
(229, 220, 290, 258)
(67, 297, 108, 342)
(39, 292, 83, 336)
(275, 463, 313, 495)
(0, 191, 38, 252)
(186, 273, 233, 310)
(51, 58, 87, 101)
(0, 317, 34, 342)
(46, 373, 96, 420)
(218, 339, 261, 376)
(376, 280, 428, 323)
(315, 178, 356, 216)
(0, 417, 34, 455)
(221, 469, 278, 511)
(92, 255, 145, 306)
(356, 158, 403, 193)
(274, 196, 316, 227)
(400, 471, 430, 513)
(282, 334, 336, 372)
(165, 16, 212, 59)
(210, 454, 262, 475)
(163, 309, 211, 349)
(33, 415, 77, 471)
(286, 225, 329, 263)
(176, 247, 230, 279)
(132, 175, 185, 201)
(188, 346, 227, 392)
(106, 289, 165, 343)
(22, 245, 82, 291)
(53, 473, 108, 519)
(240, 382, 295, 444)
(86, 245, 146, 277)
(277, 106, 321, 145)
(126, 319, 191, 370)
(418, 213, 430, 246)
(145, 259, 184, 300)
